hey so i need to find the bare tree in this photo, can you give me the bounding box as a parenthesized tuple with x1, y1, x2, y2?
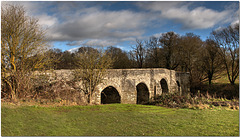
(58, 51, 77, 69)
(106, 46, 131, 69)
(145, 36, 162, 68)
(1, 4, 52, 100)
(211, 23, 239, 85)
(73, 48, 112, 104)
(198, 39, 224, 84)
(131, 39, 146, 68)
(178, 33, 203, 84)
(159, 32, 180, 70)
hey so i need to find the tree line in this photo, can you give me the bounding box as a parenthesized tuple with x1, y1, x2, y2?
(48, 26, 239, 87)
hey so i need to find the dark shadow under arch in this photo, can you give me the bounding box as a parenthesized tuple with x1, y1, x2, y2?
(101, 86, 121, 104)
(136, 83, 149, 104)
(160, 79, 169, 93)
(176, 81, 180, 92)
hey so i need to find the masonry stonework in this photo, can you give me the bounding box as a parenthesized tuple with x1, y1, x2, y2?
(52, 68, 190, 104)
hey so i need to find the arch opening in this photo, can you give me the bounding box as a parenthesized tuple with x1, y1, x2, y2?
(136, 83, 149, 104)
(176, 81, 180, 92)
(160, 79, 169, 93)
(101, 86, 121, 104)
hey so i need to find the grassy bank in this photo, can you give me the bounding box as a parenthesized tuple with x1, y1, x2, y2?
(212, 72, 239, 84)
(1, 104, 239, 136)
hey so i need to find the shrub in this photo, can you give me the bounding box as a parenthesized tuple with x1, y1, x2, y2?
(2, 70, 88, 106)
(148, 91, 239, 110)
(191, 83, 239, 99)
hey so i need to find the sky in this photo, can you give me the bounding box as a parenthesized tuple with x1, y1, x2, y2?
(2, 1, 239, 52)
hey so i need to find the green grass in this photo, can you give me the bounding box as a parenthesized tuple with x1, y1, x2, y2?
(1, 104, 239, 136)
(212, 72, 239, 84)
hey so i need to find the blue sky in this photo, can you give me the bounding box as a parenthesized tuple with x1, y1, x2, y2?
(3, 1, 239, 52)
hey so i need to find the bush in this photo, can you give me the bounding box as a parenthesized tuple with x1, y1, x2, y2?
(1, 70, 88, 106)
(190, 83, 239, 99)
(148, 91, 239, 110)
(32, 71, 88, 105)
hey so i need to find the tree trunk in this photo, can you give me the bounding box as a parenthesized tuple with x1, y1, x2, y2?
(208, 73, 213, 85)
(88, 80, 92, 104)
(208, 78, 212, 85)
(230, 81, 235, 85)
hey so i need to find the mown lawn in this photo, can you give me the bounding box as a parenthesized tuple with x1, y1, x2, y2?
(1, 104, 239, 136)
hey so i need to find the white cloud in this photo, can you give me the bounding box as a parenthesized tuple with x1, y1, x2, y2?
(83, 39, 117, 47)
(137, 1, 234, 30)
(136, 1, 184, 12)
(67, 46, 81, 53)
(152, 33, 163, 38)
(163, 7, 230, 29)
(214, 27, 224, 32)
(152, 32, 179, 39)
(115, 45, 126, 50)
(37, 14, 58, 28)
(66, 39, 117, 47)
(47, 9, 147, 42)
(231, 20, 239, 27)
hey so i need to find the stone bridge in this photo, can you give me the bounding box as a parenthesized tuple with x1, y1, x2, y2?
(53, 68, 190, 105)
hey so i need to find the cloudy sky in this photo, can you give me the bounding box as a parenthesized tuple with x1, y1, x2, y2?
(3, 1, 239, 51)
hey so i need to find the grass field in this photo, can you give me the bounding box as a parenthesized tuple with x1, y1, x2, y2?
(1, 104, 239, 136)
(212, 73, 239, 84)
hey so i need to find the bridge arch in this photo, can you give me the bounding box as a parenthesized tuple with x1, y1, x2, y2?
(136, 82, 149, 104)
(101, 86, 121, 104)
(160, 78, 169, 94)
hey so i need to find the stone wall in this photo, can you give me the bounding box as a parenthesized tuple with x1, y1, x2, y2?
(175, 72, 190, 95)
(44, 68, 190, 104)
